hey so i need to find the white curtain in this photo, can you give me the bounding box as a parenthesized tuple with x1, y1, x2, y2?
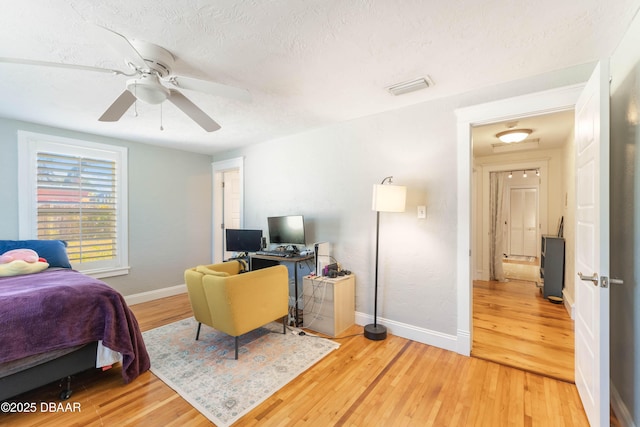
(489, 171, 509, 281)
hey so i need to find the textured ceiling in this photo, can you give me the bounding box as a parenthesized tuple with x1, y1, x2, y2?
(1, 0, 639, 154)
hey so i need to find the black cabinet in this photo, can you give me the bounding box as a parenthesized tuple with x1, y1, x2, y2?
(540, 235, 565, 298)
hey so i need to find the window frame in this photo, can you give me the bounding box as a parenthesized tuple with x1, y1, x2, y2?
(17, 131, 129, 278)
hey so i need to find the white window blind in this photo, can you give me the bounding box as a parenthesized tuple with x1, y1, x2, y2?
(18, 131, 129, 278)
(36, 152, 117, 264)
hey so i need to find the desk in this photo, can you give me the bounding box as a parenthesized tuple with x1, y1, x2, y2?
(250, 253, 313, 326)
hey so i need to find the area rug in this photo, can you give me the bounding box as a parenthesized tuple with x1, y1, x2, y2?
(142, 317, 339, 426)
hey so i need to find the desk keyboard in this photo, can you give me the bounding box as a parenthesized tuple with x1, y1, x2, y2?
(255, 250, 297, 257)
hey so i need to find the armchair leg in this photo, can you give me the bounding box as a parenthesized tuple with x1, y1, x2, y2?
(196, 322, 202, 341)
(282, 316, 286, 335)
(235, 336, 239, 360)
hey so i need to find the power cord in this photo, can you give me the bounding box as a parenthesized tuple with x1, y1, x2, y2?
(285, 325, 363, 340)
(270, 325, 363, 340)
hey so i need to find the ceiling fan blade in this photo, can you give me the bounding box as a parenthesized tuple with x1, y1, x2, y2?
(93, 24, 148, 70)
(169, 75, 252, 103)
(167, 89, 221, 132)
(0, 57, 127, 75)
(99, 90, 136, 122)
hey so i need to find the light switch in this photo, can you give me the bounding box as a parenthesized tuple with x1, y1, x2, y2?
(417, 205, 426, 219)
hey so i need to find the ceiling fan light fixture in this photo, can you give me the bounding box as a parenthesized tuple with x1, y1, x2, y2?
(496, 129, 532, 143)
(126, 74, 169, 104)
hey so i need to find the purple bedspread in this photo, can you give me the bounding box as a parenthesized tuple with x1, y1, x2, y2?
(0, 269, 150, 383)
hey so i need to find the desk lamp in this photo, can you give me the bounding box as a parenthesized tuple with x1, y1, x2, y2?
(365, 176, 406, 340)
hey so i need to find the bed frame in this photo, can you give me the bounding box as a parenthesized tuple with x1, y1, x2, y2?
(0, 342, 98, 401)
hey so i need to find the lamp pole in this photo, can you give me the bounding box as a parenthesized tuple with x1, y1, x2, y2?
(374, 208, 381, 327)
(364, 176, 394, 340)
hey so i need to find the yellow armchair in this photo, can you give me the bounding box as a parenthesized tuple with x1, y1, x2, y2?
(184, 260, 289, 359)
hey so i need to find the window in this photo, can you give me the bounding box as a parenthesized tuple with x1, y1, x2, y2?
(18, 131, 129, 278)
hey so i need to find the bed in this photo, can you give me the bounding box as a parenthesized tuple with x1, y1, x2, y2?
(0, 240, 150, 401)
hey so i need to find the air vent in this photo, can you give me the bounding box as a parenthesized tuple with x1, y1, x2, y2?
(387, 76, 434, 96)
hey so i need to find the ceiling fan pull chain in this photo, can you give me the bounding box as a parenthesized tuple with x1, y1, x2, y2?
(160, 103, 164, 131)
(133, 85, 138, 117)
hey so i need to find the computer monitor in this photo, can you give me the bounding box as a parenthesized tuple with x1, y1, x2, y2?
(267, 215, 306, 246)
(225, 229, 263, 252)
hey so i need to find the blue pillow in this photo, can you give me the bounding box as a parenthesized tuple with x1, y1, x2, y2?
(0, 240, 72, 269)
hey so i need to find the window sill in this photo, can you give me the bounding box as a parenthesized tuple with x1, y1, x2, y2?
(80, 266, 131, 279)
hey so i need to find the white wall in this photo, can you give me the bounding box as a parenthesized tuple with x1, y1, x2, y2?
(214, 64, 594, 347)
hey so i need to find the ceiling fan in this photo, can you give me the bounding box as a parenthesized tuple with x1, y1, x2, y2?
(0, 24, 251, 132)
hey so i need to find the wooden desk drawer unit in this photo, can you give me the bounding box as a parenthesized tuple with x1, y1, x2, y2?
(302, 275, 355, 337)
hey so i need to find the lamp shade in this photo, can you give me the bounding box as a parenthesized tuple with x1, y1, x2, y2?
(372, 184, 406, 212)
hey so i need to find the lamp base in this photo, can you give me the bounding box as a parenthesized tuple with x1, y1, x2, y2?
(364, 323, 387, 341)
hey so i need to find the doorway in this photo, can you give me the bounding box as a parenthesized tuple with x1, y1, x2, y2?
(469, 115, 573, 380)
(212, 157, 244, 263)
(454, 84, 582, 356)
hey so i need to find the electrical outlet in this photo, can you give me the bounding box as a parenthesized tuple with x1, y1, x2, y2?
(417, 205, 426, 219)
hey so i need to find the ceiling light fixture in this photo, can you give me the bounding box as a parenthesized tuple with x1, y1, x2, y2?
(496, 129, 532, 143)
(507, 169, 540, 179)
(387, 76, 434, 96)
(126, 74, 169, 104)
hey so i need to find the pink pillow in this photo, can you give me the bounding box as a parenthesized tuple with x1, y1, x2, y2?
(0, 249, 39, 264)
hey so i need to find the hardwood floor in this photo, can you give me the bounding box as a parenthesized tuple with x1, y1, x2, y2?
(1, 293, 589, 426)
(472, 278, 575, 383)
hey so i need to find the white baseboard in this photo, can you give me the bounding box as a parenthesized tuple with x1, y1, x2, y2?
(611, 381, 636, 427)
(124, 284, 187, 306)
(562, 288, 575, 319)
(456, 329, 471, 356)
(355, 312, 459, 353)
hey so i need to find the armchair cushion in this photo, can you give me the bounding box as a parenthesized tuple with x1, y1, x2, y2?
(195, 265, 230, 277)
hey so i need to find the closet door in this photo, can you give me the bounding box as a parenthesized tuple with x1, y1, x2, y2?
(509, 188, 538, 257)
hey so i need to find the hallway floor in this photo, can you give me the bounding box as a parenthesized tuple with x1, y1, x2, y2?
(472, 277, 574, 383)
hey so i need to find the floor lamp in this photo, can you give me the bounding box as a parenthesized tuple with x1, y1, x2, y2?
(364, 176, 407, 341)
